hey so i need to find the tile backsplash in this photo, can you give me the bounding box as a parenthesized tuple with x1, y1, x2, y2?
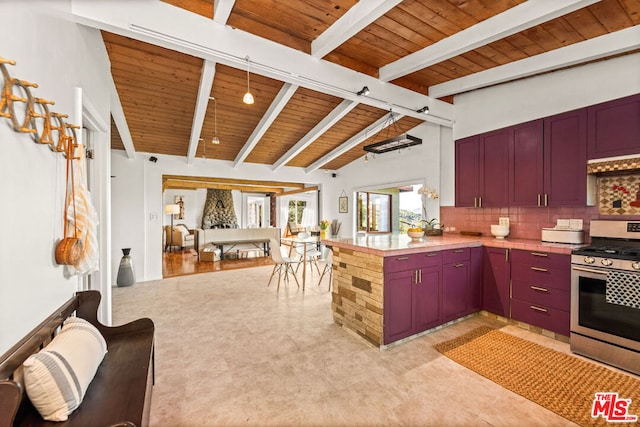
(440, 206, 599, 241)
(598, 174, 640, 216)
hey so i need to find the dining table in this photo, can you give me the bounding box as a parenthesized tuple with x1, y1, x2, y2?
(280, 235, 321, 290)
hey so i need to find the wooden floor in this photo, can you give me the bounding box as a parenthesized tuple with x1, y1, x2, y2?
(162, 248, 273, 278)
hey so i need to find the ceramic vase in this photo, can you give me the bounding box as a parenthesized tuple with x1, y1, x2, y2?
(117, 248, 135, 287)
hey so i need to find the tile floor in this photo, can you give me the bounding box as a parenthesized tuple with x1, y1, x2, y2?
(112, 263, 608, 426)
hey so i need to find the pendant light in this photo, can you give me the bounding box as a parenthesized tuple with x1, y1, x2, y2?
(209, 96, 220, 144)
(243, 56, 254, 105)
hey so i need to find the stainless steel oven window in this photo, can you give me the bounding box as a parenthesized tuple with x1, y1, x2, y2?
(577, 275, 640, 342)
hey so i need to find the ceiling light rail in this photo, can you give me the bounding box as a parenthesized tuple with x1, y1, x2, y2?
(127, 24, 453, 127)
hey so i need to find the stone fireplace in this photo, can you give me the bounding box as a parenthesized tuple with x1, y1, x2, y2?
(201, 189, 239, 229)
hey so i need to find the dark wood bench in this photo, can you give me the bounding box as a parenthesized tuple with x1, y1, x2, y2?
(0, 291, 154, 427)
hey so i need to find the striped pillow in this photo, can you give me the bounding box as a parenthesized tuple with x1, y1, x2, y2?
(23, 317, 107, 421)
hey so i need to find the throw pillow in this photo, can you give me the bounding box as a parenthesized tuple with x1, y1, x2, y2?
(23, 317, 107, 421)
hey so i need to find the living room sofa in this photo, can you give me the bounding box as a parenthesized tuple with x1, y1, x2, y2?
(164, 224, 195, 250)
(195, 227, 280, 261)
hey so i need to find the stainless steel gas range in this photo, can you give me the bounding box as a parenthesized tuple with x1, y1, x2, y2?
(571, 220, 640, 375)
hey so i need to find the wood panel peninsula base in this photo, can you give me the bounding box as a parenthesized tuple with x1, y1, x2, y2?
(331, 247, 385, 346)
(326, 234, 485, 347)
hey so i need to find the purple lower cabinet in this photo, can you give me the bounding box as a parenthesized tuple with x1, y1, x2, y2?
(442, 261, 469, 323)
(383, 270, 414, 344)
(482, 247, 510, 317)
(510, 299, 570, 336)
(414, 266, 441, 332)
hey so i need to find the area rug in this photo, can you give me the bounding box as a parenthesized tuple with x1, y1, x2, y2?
(434, 327, 640, 426)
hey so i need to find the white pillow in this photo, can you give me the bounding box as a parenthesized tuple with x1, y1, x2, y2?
(23, 317, 107, 421)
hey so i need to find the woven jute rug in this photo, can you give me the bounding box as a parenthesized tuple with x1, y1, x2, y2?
(434, 327, 640, 426)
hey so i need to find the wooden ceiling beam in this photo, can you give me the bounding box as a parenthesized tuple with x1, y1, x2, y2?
(311, 0, 402, 59)
(233, 82, 298, 167)
(272, 99, 358, 171)
(380, 0, 601, 82)
(273, 186, 319, 197)
(162, 174, 306, 188)
(429, 26, 640, 98)
(187, 59, 216, 164)
(213, 0, 235, 25)
(305, 112, 404, 173)
(109, 75, 136, 159)
(163, 179, 284, 193)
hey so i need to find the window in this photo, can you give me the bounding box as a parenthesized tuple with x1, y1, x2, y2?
(357, 192, 391, 233)
(288, 200, 307, 224)
(246, 196, 264, 227)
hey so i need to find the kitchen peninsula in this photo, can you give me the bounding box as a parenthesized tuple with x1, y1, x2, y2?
(323, 234, 484, 347)
(323, 233, 580, 347)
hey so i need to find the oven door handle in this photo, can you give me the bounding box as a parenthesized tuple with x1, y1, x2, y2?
(572, 266, 608, 275)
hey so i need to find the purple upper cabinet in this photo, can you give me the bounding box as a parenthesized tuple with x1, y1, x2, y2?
(543, 108, 587, 207)
(509, 120, 544, 207)
(479, 128, 510, 207)
(455, 136, 480, 207)
(587, 93, 640, 160)
(455, 130, 509, 208)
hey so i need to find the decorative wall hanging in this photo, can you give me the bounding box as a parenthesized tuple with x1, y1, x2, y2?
(339, 190, 348, 213)
(174, 195, 185, 220)
(1, 55, 95, 274)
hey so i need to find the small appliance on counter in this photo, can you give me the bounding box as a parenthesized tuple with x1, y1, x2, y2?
(541, 219, 584, 244)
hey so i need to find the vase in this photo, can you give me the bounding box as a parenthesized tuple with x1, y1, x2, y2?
(320, 229, 327, 239)
(116, 248, 135, 287)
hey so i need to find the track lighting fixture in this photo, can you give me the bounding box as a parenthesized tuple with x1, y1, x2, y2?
(243, 56, 254, 105)
(356, 86, 370, 96)
(417, 106, 429, 114)
(210, 96, 221, 144)
(364, 154, 369, 164)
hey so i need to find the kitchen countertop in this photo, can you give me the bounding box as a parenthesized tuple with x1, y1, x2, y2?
(322, 233, 585, 257)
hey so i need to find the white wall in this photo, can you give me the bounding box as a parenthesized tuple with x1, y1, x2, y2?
(111, 152, 335, 282)
(334, 121, 446, 236)
(0, 1, 112, 354)
(453, 53, 640, 140)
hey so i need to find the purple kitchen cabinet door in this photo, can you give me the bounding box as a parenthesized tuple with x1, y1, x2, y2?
(479, 128, 510, 207)
(384, 270, 414, 344)
(455, 136, 480, 207)
(414, 266, 441, 332)
(442, 260, 469, 322)
(482, 247, 510, 317)
(544, 108, 587, 207)
(588, 93, 640, 160)
(509, 120, 544, 206)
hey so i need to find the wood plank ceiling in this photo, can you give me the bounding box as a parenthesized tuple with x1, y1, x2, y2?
(102, 0, 640, 181)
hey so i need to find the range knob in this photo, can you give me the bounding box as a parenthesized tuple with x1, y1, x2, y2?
(632, 261, 640, 271)
(584, 256, 595, 264)
(601, 258, 613, 267)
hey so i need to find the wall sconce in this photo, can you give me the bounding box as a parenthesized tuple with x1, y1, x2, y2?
(243, 56, 254, 105)
(356, 86, 370, 96)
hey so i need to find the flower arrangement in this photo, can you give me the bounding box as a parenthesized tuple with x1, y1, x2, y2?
(320, 219, 331, 230)
(401, 185, 442, 234)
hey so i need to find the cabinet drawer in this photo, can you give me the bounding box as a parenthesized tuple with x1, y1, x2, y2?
(511, 299, 569, 336)
(420, 251, 442, 268)
(511, 263, 570, 291)
(510, 249, 569, 269)
(384, 254, 421, 273)
(512, 280, 570, 311)
(442, 248, 470, 264)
